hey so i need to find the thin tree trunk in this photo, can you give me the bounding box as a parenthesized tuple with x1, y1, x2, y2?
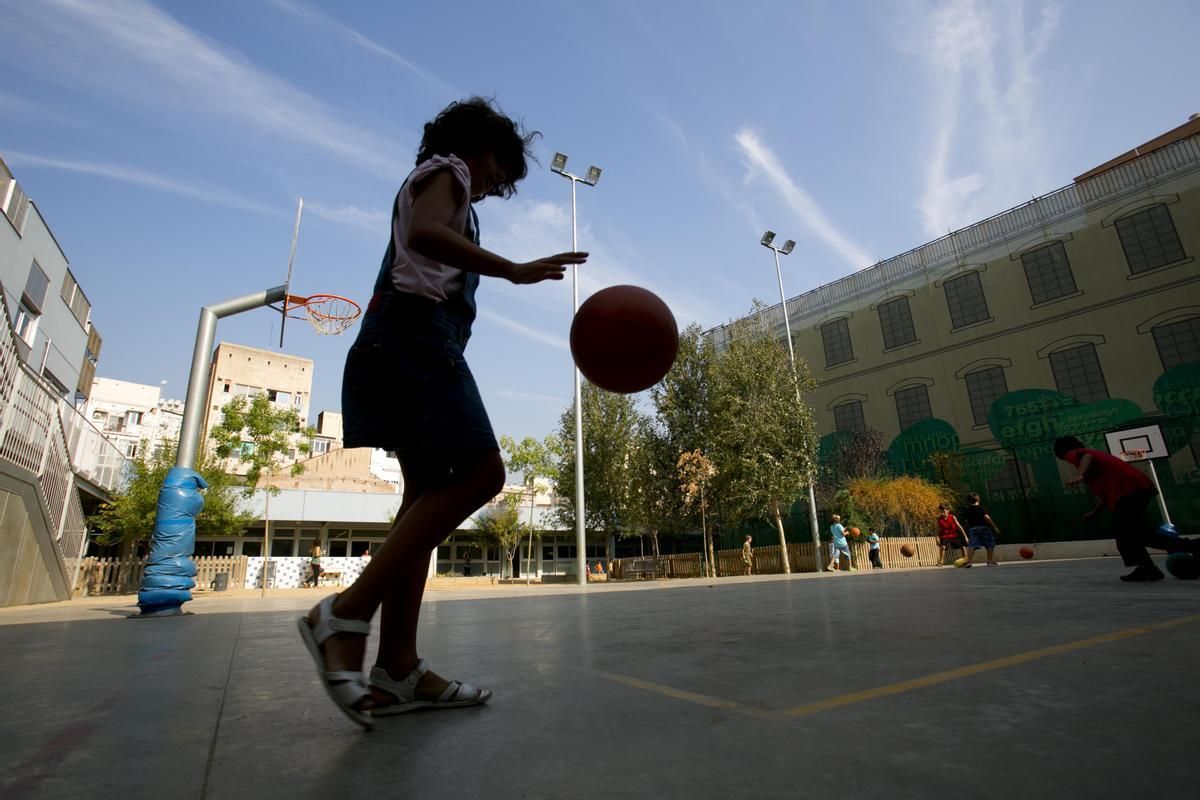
(774, 501, 792, 574)
(652, 531, 660, 557)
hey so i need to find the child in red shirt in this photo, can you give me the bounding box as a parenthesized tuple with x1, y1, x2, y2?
(936, 504, 967, 566)
(1054, 436, 1198, 581)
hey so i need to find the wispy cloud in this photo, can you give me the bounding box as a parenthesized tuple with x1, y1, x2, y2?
(0, 150, 276, 215)
(268, 0, 458, 97)
(735, 129, 874, 270)
(901, 0, 1062, 236)
(482, 198, 722, 327)
(646, 106, 761, 233)
(478, 308, 569, 351)
(7, 0, 405, 175)
(305, 202, 388, 233)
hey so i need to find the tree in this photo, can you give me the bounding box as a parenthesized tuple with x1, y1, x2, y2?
(209, 393, 316, 592)
(821, 427, 889, 487)
(847, 475, 956, 538)
(677, 449, 718, 576)
(631, 325, 720, 557)
(626, 418, 677, 557)
(89, 439, 252, 547)
(650, 324, 717, 456)
(709, 309, 819, 573)
(552, 382, 642, 540)
(474, 494, 525, 579)
(208, 393, 316, 493)
(500, 434, 560, 584)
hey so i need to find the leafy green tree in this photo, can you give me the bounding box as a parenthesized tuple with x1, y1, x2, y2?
(209, 393, 316, 493)
(500, 434, 561, 584)
(709, 311, 819, 573)
(210, 393, 316, 587)
(89, 439, 252, 547)
(552, 382, 642, 540)
(650, 324, 716, 456)
(626, 418, 678, 557)
(630, 325, 720, 556)
(474, 494, 525, 579)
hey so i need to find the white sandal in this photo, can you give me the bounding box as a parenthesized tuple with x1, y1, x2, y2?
(297, 594, 373, 729)
(368, 659, 491, 716)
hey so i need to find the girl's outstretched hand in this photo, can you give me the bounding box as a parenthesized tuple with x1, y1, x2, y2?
(509, 252, 588, 284)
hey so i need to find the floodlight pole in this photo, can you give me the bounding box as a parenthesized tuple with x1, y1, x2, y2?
(552, 153, 601, 587)
(762, 234, 822, 573)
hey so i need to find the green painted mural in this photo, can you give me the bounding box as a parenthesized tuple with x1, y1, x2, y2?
(815, 365, 1200, 540)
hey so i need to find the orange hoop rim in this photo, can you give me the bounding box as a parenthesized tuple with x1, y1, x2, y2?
(283, 293, 361, 321)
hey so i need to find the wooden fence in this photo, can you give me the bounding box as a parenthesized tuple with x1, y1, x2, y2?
(75, 556, 249, 596)
(613, 536, 941, 580)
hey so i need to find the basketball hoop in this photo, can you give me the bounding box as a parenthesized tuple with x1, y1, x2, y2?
(1120, 449, 1148, 463)
(284, 294, 361, 336)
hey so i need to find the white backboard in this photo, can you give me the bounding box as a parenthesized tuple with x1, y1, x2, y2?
(1105, 424, 1168, 462)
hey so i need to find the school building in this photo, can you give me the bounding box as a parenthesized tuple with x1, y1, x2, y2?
(710, 115, 1200, 536)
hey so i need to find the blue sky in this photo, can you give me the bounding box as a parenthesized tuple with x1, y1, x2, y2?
(2, 0, 1197, 450)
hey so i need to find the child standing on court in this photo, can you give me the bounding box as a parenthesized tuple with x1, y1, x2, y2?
(297, 98, 587, 727)
(826, 514, 855, 572)
(936, 504, 968, 566)
(1054, 435, 1199, 581)
(961, 493, 1000, 567)
(867, 528, 883, 569)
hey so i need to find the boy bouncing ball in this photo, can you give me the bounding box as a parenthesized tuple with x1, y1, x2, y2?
(570, 286, 679, 394)
(900, 544, 915, 558)
(1019, 547, 1035, 559)
(1165, 553, 1198, 580)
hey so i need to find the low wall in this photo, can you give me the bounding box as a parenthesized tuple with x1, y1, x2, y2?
(991, 539, 1120, 561)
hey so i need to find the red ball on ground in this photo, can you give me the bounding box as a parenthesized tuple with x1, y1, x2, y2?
(900, 544, 915, 558)
(570, 286, 679, 394)
(1019, 546, 1035, 559)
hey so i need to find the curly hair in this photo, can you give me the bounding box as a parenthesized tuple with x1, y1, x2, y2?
(415, 97, 540, 198)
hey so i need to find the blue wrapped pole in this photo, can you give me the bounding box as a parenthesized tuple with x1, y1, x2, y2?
(137, 467, 207, 616)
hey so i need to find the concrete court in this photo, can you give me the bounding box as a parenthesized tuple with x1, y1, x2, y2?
(1, 557, 1197, 800)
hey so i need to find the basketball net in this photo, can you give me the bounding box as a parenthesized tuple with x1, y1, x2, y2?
(285, 294, 361, 336)
(1120, 449, 1148, 462)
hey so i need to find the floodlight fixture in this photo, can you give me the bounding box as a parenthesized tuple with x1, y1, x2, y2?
(551, 152, 568, 174)
(761, 230, 776, 247)
(781, 240, 795, 255)
(585, 165, 602, 186)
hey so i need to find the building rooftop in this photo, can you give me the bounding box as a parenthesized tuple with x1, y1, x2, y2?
(708, 121, 1200, 345)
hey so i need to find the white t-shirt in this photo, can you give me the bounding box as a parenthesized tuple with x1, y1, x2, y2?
(381, 154, 477, 302)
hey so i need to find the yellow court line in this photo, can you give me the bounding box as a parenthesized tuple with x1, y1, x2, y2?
(593, 613, 1200, 722)
(590, 670, 781, 721)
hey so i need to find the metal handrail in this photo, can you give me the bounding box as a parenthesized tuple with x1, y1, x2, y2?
(0, 284, 127, 590)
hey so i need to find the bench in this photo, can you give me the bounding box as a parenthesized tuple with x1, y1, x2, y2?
(623, 559, 661, 580)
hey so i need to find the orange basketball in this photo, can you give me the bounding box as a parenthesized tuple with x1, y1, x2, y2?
(900, 544, 915, 558)
(570, 286, 679, 394)
(848, 527, 861, 538)
(1019, 546, 1035, 559)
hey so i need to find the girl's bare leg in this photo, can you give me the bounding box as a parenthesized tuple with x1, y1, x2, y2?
(308, 449, 504, 706)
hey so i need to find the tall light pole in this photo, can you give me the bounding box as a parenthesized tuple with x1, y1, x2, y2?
(551, 152, 601, 587)
(760, 231, 823, 572)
